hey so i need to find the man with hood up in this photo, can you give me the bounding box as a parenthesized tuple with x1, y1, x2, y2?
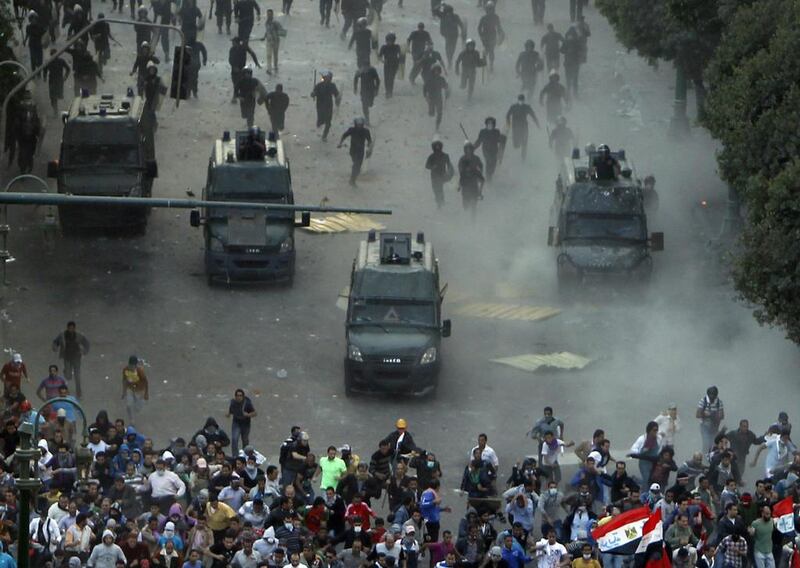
(87, 529, 127, 568)
(37, 439, 56, 488)
(193, 418, 231, 450)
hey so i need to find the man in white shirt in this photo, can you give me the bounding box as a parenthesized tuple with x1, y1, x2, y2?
(654, 405, 681, 449)
(534, 530, 570, 568)
(470, 434, 499, 469)
(143, 458, 186, 513)
(541, 431, 574, 484)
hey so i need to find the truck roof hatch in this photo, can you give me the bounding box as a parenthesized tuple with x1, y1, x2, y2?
(380, 233, 412, 265)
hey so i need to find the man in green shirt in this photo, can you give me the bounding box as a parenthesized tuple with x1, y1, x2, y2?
(665, 514, 698, 565)
(319, 446, 348, 492)
(749, 506, 776, 568)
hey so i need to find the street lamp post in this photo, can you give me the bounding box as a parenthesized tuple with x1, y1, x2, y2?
(15, 398, 92, 568)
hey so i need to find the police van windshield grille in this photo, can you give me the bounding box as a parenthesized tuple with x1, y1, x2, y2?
(64, 123, 139, 146)
(569, 185, 642, 214)
(212, 167, 291, 198)
(565, 213, 645, 241)
(64, 144, 139, 166)
(353, 270, 437, 302)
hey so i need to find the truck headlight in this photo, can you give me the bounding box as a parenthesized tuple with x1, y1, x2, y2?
(420, 347, 437, 365)
(279, 237, 294, 253)
(348, 344, 363, 362)
(209, 237, 225, 252)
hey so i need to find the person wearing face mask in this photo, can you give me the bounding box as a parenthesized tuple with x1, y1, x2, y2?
(411, 452, 443, 491)
(158, 521, 185, 552)
(538, 481, 566, 540)
(564, 502, 595, 544)
(274, 514, 304, 555)
(219, 474, 248, 511)
(333, 516, 373, 549)
(146, 459, 187, 514)
(570, 544, 599, 568)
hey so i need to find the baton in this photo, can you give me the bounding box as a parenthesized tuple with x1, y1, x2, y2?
(459, 122, 469, 141)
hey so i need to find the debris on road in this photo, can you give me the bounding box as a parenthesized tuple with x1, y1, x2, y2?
(491, 352, 593, 372)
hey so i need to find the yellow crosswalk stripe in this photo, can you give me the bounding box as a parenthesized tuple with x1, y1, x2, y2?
(454, 302, 561, 322)
(302, 213, 386, 234)
(491, 352, 593, 372)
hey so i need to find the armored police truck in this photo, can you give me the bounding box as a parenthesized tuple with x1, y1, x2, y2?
(344, 231, 451, 397)
(47, 91, 158, 232)
(548, 147, 664, 288)
(189, 129, 306, 285)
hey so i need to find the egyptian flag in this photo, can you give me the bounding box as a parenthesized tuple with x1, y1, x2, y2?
(635, 509, 670, 568)
(592, 506, 651, 555)
(773, 496, 796, 536)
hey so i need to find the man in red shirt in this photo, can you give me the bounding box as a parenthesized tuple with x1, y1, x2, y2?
(1, 353, 28, 395)
(345, 494, 376, 530)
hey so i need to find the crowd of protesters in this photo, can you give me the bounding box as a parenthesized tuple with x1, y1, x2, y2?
(1, 341, 799, 568)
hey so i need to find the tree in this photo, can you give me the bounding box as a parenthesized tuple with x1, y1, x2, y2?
(596, 0, 728, 133)
(701, 0, 800, 341)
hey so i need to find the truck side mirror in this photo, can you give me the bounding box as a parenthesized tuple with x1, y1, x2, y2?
(650, 231, 664, 251)
(61, 111, 69, 125)
(145, 160, 158, 178)
(189, 209, 201, 227)
(441, 319, 452, 338)
(47, 160, 59, 178)
(301, 211, 311, 227)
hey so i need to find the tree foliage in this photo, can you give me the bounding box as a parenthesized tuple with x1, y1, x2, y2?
(595, 0, 727, 81)
(701, 0, 800, 341)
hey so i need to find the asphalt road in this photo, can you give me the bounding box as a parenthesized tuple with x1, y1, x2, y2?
(2, 0, 799, 522)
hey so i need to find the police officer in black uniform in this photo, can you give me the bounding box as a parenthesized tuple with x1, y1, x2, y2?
(378, 33, 402, 98)
(311, 70, 342, 141)
(473, 117, 506, 182)
(425, 140, 454, 209)
(354, 65, 381, 125)
(338, 117, 373, 186)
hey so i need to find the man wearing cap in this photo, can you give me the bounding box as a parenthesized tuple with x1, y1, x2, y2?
(282, 432, 310, 486)
(1, 352, 28, 395)
(383, 419, 422, 461)
(219, 474, 247, 510)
